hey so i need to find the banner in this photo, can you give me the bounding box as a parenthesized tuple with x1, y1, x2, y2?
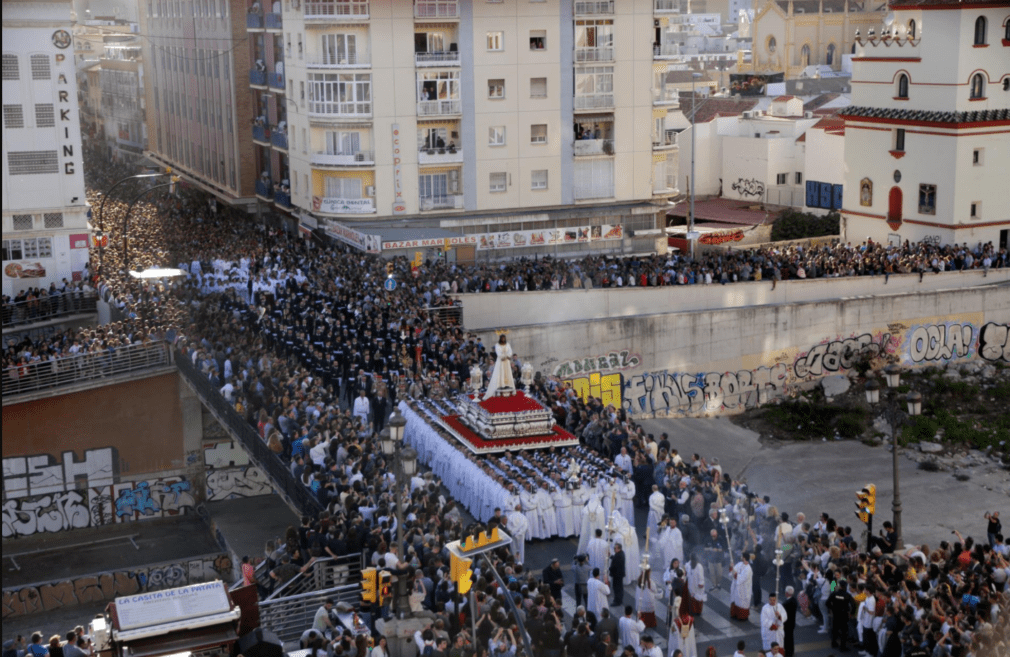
(382, 236, 477, 250)
(326, 222, 382, 254)
(312, 196, 374, 214)
(476, 225, 623, 250)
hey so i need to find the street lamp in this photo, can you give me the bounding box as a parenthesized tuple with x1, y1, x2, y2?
(718, 507, 733, 565)
(121, 178, 178, 274)
(382, 410, 416, 619)
(96, 169, 177, 273)
(864, 369, 921, 550)
(688, 72, 703, 261)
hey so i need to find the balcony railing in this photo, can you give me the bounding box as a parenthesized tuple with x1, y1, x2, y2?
(653, 86, 679, 105)
(2, 291, 98, 328)
(271, 131, 288, 149)
(268, 71, 284, 89)
(573, 138, 613, 156)
(249, 69, 267, 86)
(310, 150, 375, 166)
(415, 51, 460, 66)
(574, 94, 614, 110)
(414, 1, 458, 19)
(246, 12, 263, 28)
(418, 147, 462, 165)
(256, 180, 274, 199)
(419, 195, 463, 211)
(275, 191, 292, 208)
(307, 52, 370, 67)
(252, 124, 270, 142)
(308, 101, 373, 118)
(303, 1, 369, 20)
(265, 11, 282, 28)
(653, 43, 681, 58)
(3, 342, 172, 398)
(574, 183, 614, 201)
(417, 99, 461, 116)
(575, 47, 614, 63)
(653, 129, 677, 148)
(654, 0, 677, 11)
(574, 0, 613, 15)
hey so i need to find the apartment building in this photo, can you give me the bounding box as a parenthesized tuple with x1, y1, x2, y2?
(2, 0, 91, 297)
(140, 0, 257, 204)
(276, 0, 684, 259)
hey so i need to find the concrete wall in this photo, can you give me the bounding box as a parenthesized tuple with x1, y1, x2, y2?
(476, 282, 1010, 418)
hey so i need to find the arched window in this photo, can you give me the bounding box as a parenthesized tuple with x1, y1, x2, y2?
(800, 44, 811, 66)
(768, 36, 777, 53)
(851, 42, 857, 54)
(897, 73, 909, 98)
(908, 19, 916, 39)
(826, 43, 836, 66)
(974, 16, 987, 45)
(970, 73, 985, 99)
(1005, 18, 1009, 42)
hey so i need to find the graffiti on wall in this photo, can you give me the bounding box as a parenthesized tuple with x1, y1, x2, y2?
(567, 372, 624, 408)
(553, 350, 641, 378)
(731, 178, 766, 198)
(978, 322, 1010, 363)
(206, 466, 273, 501)
(3, 447, 116, 499)
(203, 439, 251, 469)
(1, 553, 232, 619)
(2, 477, 194, 539)
(905, 322, 975, 364)
(793, 332, 895, 378)
(621, 364, 789, 416)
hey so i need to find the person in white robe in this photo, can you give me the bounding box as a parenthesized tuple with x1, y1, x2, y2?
(618, 608, 646, 648)
(587, 528, 611, 575)
(551, 484, 576, 537)
(537, 486, 558, 538)
(648, 487, 666, 537)
(521, 485, 543, 540)
(760, 593, 787, 651)
(663, 518, 685, 566)
(600, 477, 618, 518)
(587, 570, 611, 620)
(618, 476, 636, 525)
(668, 598, 698, 657)
(685, 554, 707, 615)
(729, 553, 754, 620)
(506, 507, 529, 564)
(610, 510, 640, 584)
(483, 335, 515, 399)
(577, 493, 606, 554)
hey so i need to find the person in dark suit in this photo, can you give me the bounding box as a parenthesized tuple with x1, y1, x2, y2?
(609, 543, 627, 606)
(782, 586, 798, 657)
(543, 558, 565, 602)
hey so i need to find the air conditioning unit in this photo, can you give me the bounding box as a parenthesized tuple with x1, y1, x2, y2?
(742, 111, 753, 118)
(355, 152, 365, 162)
(654, 19, 661, 28)
(365, 185, 375, 197)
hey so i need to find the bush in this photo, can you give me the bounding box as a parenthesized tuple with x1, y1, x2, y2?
(770, 209, 841, 241)
(835, 413, 866, 438)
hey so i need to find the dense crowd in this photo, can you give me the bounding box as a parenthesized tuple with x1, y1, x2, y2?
(4, 151, 1007, 657)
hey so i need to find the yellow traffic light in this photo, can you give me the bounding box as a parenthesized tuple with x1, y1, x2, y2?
(864, 484, 876, 515)
(450, 553, 474, 595)
(361, 568, 377, 604)
(855, 484, 876, 524)
(378, 570, 392, 607)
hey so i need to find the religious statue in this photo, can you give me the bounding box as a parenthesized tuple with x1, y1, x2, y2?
(484, 333, 516, 399)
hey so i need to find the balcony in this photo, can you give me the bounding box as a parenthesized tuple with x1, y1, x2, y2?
(415, 51, 460, 67)
(268, 71, 284, 89)
(575, 47, 614, 63)
(654, 0, 677, 12)
(249, 69, 267, 86)
(246, 12, 263, 28)
(255, 180, 274, 199)
(275, 190, 292, 208)
(414, 1, 458, 19)
(253, 124, 270, 143)
(417, 99, 461, 116)
(303, 1, 369, 21)
(652, 129, 678, 149)
(265, 12, 282, 28)
(573, 138, 613, 156)
(574, 0, 613, 15)
(418, 147, 462, 165)
(310, 150, 375, 166)
(307, 53, 371, 68)
(419, 195, 463, 211)
(308, 101, 373, 120)
(574, 94, 614, 110)
(314, 197, 375, 214)
(271, 130, 288, 150)
(653, 43, 681, 58)
(652, 86, 679, 105)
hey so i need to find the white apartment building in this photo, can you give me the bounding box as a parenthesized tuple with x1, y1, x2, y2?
(2, 0, 91, 297)
(839, 0, 1009, 248)
(280, 0, 684, 260)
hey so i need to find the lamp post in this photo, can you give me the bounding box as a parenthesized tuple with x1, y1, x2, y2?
(122, 178, 177, 275)
(96, 169, 176, 272)
(381, 408, 416, 620)
(864, 367, 921, 550)
(688, 72, 702, 261)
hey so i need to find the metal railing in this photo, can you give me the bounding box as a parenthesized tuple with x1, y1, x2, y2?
(575, 47, 614, 63)
(415, 51, 460, 66)
(303, 1, 369, 19)
(414, 1, 458, 19)
(256, 180, 274, 199)
(265, 554, 362, 601)
(259, 582, 361, 642)
(249, 69, 267, 86)
(654, 0, 678, 11)
(419, 195, 463, 211)
(271, 131, 288, 149)
(253, 124, 270, 142)
(573, 138, 614, 156)
(246, 12, 263, 28)
(3, 341, 172, 398)
(417, 99, 461, 116)
(2, 291, 98, 328)
(268, 71, 284, 89)
(653, 43, 681, 57)
(308, 101, 372, 117)
(573, 94, 614, 110)
(307, 52, 371, 67)
(264, 11, 282, 28)
(175, 351, 324, 518)
(310, 150, 375, 166)
(426, 304, 462, 325)
(574, 0, 613, 15)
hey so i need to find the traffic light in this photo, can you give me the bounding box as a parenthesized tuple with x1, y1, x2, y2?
(450, 552, 474, 595)
(361, 568, 377, 605)
(855, 484, 876, 523)
(378, 570, 392, 607)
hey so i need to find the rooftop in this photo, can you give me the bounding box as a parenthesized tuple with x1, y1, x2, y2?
(667, 198, 784, 226)
(839, 106, 1010, 123)
(680, 94, 760, 123)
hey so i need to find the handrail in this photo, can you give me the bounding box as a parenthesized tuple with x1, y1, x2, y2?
(2, 291, 98, 328)
(175, 349, 325, 517)
(2, 341, 172, 398)
(265, 553, 361, 601)
(258, 583, 361, 642)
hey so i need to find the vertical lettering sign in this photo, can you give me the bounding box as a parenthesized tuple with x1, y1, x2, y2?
(52, 31, 76, 175)
(392, 123, 406, 215)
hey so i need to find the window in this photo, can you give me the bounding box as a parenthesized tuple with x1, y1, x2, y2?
(530, 30, 546, 51)
(488, 79, 504, 99)
(573, 158, 613, 199)
(531, 124, 547, 143)
(897, 74, 909, 99)
(800, 44, 811, 66)
(324, 176, 362, 199)
(2, 55, 18, 81)
(1006, 19, 1010, 42)
(34, 103, 55, 127)
(3, 104, 23, 128)
(908, 19, 916, 39)
(973, 148, 983, 165)
(19, 237, 53, 259)
(30, 54, 50, 80)
(7, 151, 59, 175)
(530, 77, 547, 98)
(325, 130, 362, 155)
(419, 172, 454, 200)
(575, 66, 613, 97)
(970, 202, 981, 219)
(826, 43, 836, 66)
(974, 16, 987, 45)
(895, 128, 905, 152)
(531, 169, 548, 190)
(420, 127, 452, 150)
(489, 126, 505, 146)
(321, 34, 359, 65)
(767, 36, 776, 53)
(489, 172, 507, 192)
(487, 31, 503, 51)
(918, 184, 936, 215)
(795, 172, 803, 185)
(575, 19, 613, 61)
(12, 215, 34, 230)
(307, 72, 372, 115)
(970, 73, 985, 99)
(417, 70, 461, 103)
(2, 240, 23, 260)
(776, 173, 788, 185)
(43, 212, 64, 228)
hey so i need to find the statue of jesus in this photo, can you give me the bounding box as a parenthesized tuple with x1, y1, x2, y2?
(484, 334, 516, 399)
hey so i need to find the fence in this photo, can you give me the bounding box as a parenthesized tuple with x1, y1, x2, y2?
(2, 291, 98, 328)
(426, 304, 462, 326)
(259, 581, 361, 642)
(2, 341, 172, 398)
(175, 351, 324, 518)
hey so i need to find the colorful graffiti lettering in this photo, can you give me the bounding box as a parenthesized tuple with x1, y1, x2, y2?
(115, 482, 158, 517)
(793, 333, 893, 378)
(621, 364, 789, 416)
(905, 323, 975, 364)
(566, 372, 624, 408)
(978, 322, 1010, 363)
(2, 447, 116, 499)
(205, 466, 273, 501)
(554, 350, 641, 377)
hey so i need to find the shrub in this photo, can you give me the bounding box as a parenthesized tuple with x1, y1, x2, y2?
(770, 209, 841, 241)
(835, 413, 866, 439)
